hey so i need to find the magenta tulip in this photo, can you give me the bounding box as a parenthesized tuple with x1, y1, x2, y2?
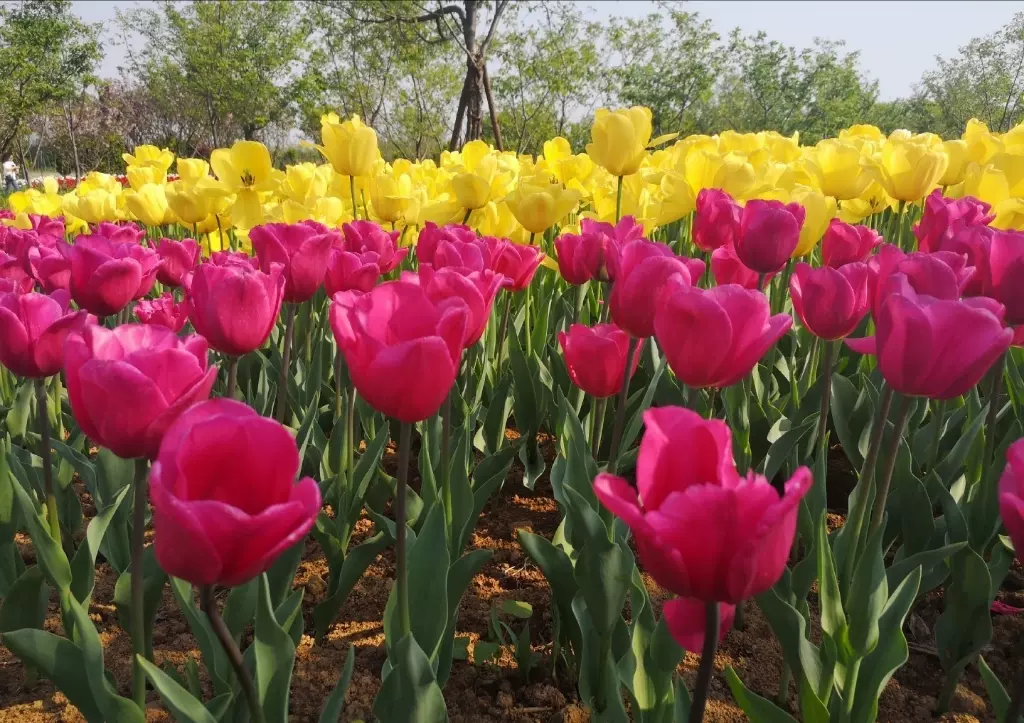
(30, 214, 65, 240)
(735, 200, 805, 274)
(187, 261, 285, 356)
(25, 244, 71, 293)
(609, 240, 703, 338)
(987, 229, 1024, 326)
(790, 262, 871, 340)
(821, 219, 882, 268)
(554, 216, 644, 285)
(914, 190, 993, 253)
(416, 222, 476, 267)
(62, 235, 161, 316)
(324, 248, 382, 296)
(0, 290, 90, 377)
(846, 273, 1012, 399)
(413, 266, 508, 348)
(557, 323, 641, 398)
(693, 189, 741, 252)
(64, 324, 218, 458)
(594, 406, 811, 602)
(430, 235, 492, 273)
(710, 243, 771, 290)
(150, 399, 320, 587)
(330, 280, 469, 422)
(867, 244, 973, 317)
(654, 279, 792, 389)
(210, 250, 260, 269)
(155, 238, 201, 288)
(93, 221, 147, 246)
(487, 239, 543, 291)
(342, 219, 407, 273)
(998, 438, 1024, 561)
(135, 292, 190, 332)
(663, 597, 736, 652)
(0, 251, 34, 294)
(250, 221, 339, 303)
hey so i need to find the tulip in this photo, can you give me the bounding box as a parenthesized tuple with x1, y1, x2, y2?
(554, 216, 644, 284)
(867, 244, 973, 316)
(317, 113, 379, 178)
(941, 225, 993, 297)
(914, 190, 994, 253)
(416, 222, 477, 268)
(790, 262, 871, 340)
(557, 323, 641, 398)
(187, 261, 285, 356)
(734, 199, 805, 274)
(134, 292, 190, 332)
(868, 137, 949, 202)
(504, 176, 581, 235)
(821, 219, 882, 268)
(0, 290, 91, 377)
(430, 235, 492, 274)
(413, 266, 508, 348)
(64, 324, 218, 459)
(586, 107, 652, 177)
(487, 239, 544, 292)
(341, 219, 408, 273)
(369, 173, 413, 224)
(150, 398, 320, 587)
(324, 248, 382, 296)
(654, 280, 792, 389)
(250, 221, 338, 304)
(329, 280, 469, 423)
(814, 139, 872, 200)
(663, 597, 736, 653)
(987, 229, 1024, 326)
(594, 406, 812, 602)
(24, 244, 71, 293)
(609, 240, 703, 338)
(845, 273, 1012, 399)
(62, 235, 162, 316)
(93, 221, 147, 246)
(709, 244, 767, 290)
(789, 185, 837, 257)
(165, 177, 233, 227)
(210, 250, 259, 270)
(0, 250, 34, 294)
(692, 189, 741, 252)
(31, 215, 65, 240)
(125, 184, 172, 227)
(940, 139, 970, 186)
(155, 238, 201, 288)
(998, 438, 1024, 562)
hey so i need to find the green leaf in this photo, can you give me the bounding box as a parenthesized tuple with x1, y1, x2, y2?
(436, 548, 493, 686)
(113, 545, 167, 660)
(373, 634, 449, 723)
(137, 656, 218, 723)
(725, 666, 800, 723)
(474, 640, 500, 664)
(574, 533, 632, 637)
(222, 578, 259, 641)
(508, 327, 540, 433)
(502, 600, 533, 619)
(0, 565, 47, 634)
(830, 374, 870, 468)
(265, 539, 304, 608)
(479, 373, 513, 455)
(2, 628, 105, 721)
(935, 547, 993, 681)
(816, 514, 845, 642)
(9, 457, 71, 591)
(845, 524, 887, 657)
(518, 436, 546, 491)
(763, 416, 816, 481)
(169, 578, 233, 695)
(6, 379, 33, 440)
(313, 531, 390, 639)
(976, 656, 1009, 722)
(318, 645, 356, 723)
(885, 542, 964, 592)
(754, 587, 824, 697)
(618, 356, 668, 456)
(70, 484, 130, 604)
(255, 574, 296, 723)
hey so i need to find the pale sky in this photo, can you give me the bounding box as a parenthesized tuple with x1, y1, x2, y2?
(76, 0, 1023, 101)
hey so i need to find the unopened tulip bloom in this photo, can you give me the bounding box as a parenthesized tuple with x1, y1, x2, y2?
(342, 219, 407, 273)
(663, 597, 736, 652)
(735, 200, 805, 274)
(710, 244, 767, 290)
(558, 323, 641, 398)
(655, 280, 792, 388)
(504, 177, 581, 235)
(868, 137, 949, 202)
(987, 229, 1024, 326)
(790, 262, 871, 339)
(414, 266, 508, 348)
(31, 215, 65, 240)
(998, 439, 1024, 560)
(62, 235, 161, 316)
(330, 281, 469, 422)
(586, 107, 653, 177)
(914, 190, 994, 254)
(814, 139, 872, 200)
(609, 240, 703, 338)
(210, 250, 259, 270)
(93, 221, 147, 246)
(150, 399, 321, 587)
(416, 223, 477, 268)
(430, 235, 492, 273)
(692, 189, 741, 252)
(594, 406, 812, 602)
(64, 324, 218, 458)
(790, 185, 837, 257)
(0, 290, 90, 377)
(250, 221, 339, 303)
(487, 239, 543, 291)
(821, 219, 882, 268)
(867, 244, 973, 316)
(135, 292, 190, 332)
(941, 225, 993, 297)
(155, 238, 201, 288)
(188, 261, 285, 356)
(317, 113, 379, 178)
(0, 251, 34, 294)
(554, 216, 644, 284)
(846, 273, 1012, 399)
(24, 244, 71, 293)
(324, 248, 381, 296)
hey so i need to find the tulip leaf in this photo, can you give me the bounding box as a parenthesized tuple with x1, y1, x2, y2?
(816, 514, 845, 642)
(222, 578, 259, 641)
(618, 356, 668, 458)
(934, 406, 987, 489)
(313, 531, 390, 640)
(5, 379, 33, 441)
(113, 545, 167, 661)
(255, 574, 296, 723)
(573, 532, 632, 637)
(518, 436, 546, 491)
(502, 599, 533, 619)
(49, 437, 96, 489)
(755, 587, 824, 697)
(829, 374, 869, 469)
(318, 645, 356, 723)
(169, 578, 233, 696)
(725, 666, 799, 723)
(70, 484, 130, 604)
(845, 524, 887, 657)
(0, 565, 47, 635)
(436, 548, 492, 686)
(508, 326, 541, 434)
(977, 656, 1009, 722)
(935, 547, 993, 683)
(265, 540, 305, 609)
(372, 634, 449, 723)
(137, 656, 218, 723)
(294, 391, 321, 471)
(8, 456, 71, 592)
(478, 373, 513, 455)
(762, 415, 816, 481)
(518, 530, 580, 649)
(885, 542, 964, 592)
(346, 425, 391, 522)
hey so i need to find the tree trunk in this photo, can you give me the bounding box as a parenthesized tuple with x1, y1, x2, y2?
(481, 63, 503, 151)
(464, 57, 484, 142)
(16, 133, 29, 183)
(63, 100, 82, 181)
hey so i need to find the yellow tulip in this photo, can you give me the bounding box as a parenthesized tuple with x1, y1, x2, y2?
(318, 113, 379, 178)
(837, 180, 897, 223)
(125, 184, 173, 227)
(126, 165, 164, 191)
(165, 177, 234, 227)
(370, 173, 414, 224)
(991, 197, 1024, 230)
(210, 140, 279, 228)
(866, 138, 948, 202)
(177, 158, 211, 183)
(65, 188, 119, 224)
(122, 145, 175, 175)
(504, 176, 581, 235)
(960, 162, 1009, 206)
(586, 106, 652, 177)
(840, 124, 885, 144)
(939, 140, 969, 186)
(684, 150, 756, 199)
(963, 119, 1003, 165)
(788, 185, 837, 257)
(812, 139, 871, 200)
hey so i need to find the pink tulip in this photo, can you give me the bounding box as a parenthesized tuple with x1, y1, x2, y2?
(790, 262, 871, 340)
(940, 225, 993, 297)
(845, 273, 1012, 399)
(735, 200, 805, 274)
(342, 219, 407, 273)
(135, 292, 190, 332)
(987, 229, 1024, 326)
(155, 238, 201, 288)
(64, 324, 218, 458)
(594, 406, 811, 602)
(24, 244, 70, 293)
(609, 240, 703, 338)
(693, 189, 741, 252)
(412, 266, 508, 348)
(416, 222, 476, 268)
(150, 399, 320, 587)
(998, 438, 1024, 562)
(710, 243, 770, 290)
(330, 280, 469, 422)
(914, 190, 993, 253)
(487, 239, 544, 291)
(867, 244, 973, 317)
(210, 250, 260, 269)
(0, 290, 91, 377)
(0, 251, 34, 294)
(30, 215, 65, 240)
(62, 235, 161, 316)
(554, 216, 644, 285)
(655, 279, 792, 388)
(557, 323, 641, 398)
(663, 597, 736, 652)
(250, 221, 339, 303)
(324, 248, 382, 296)
(92, 221, 147, 245)
(821, 219, 882, 268)
(187, 261, 285, 356)
(430, 235, 491, 273)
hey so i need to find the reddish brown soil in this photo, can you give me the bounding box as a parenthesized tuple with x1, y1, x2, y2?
(0, 438, 1021, 722)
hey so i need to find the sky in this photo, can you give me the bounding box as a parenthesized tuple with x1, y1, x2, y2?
(75, 0, 1022, 101)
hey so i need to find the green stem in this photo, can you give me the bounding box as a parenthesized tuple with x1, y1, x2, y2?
(130, 458, 150, 712)
(395, 422, 412, 637)
(346, 386, 357, 496)
(349, 175, 359, 221)
(687, 385, 700, 413)
(924, 398, 947, 475)
(524, 277, 533, 358)
(605, 337, 639, 474)
(614, 175, 624, 223)
(868, 393, 912, 539)
(441, 390, 453, 542)
(816, 340, 835, 456)
(496, 292, 513, 371)
(225, 356, 238, 400)
(981, 350, 1008, 485)
(462, 208, 472, 225)
(688, 602, 721, 723)
(842, 658, 861, 716)
(199, 586, 266, 723)
(275, 304, 296, 423)
(334, 353, 343, 419)
(35, 378, 60, 544)
(590, 397, 607, 460)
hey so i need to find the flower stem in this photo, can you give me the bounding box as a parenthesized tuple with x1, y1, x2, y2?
(34, 379, 60, 544)
(395, 422, 412, 637)
(441, 390, 453, 542)
(688, 601, 721, 723)
(349, 175, 359, 222)
(868, 393, 912, 539)
(590, 397, 607, 460)
(275, 304, 296, 423)
(226, 356, 238, 400)
(462, 208, 472, 226)
(334, 353, 343, 419)
(130, 457, 150, 712)
(614, 175, 624, 223)
(686, 385, 700, 413)
(496, 292, 513, 371)
(605, 337, 639, 474)
(924, 398, 947, 475)
(981, 350, 1007, 485)
(199, 586, 266, 723)
(816, 340, 835, 456)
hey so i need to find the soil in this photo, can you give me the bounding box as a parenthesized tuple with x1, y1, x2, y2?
(0, 437, 1021, 722)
